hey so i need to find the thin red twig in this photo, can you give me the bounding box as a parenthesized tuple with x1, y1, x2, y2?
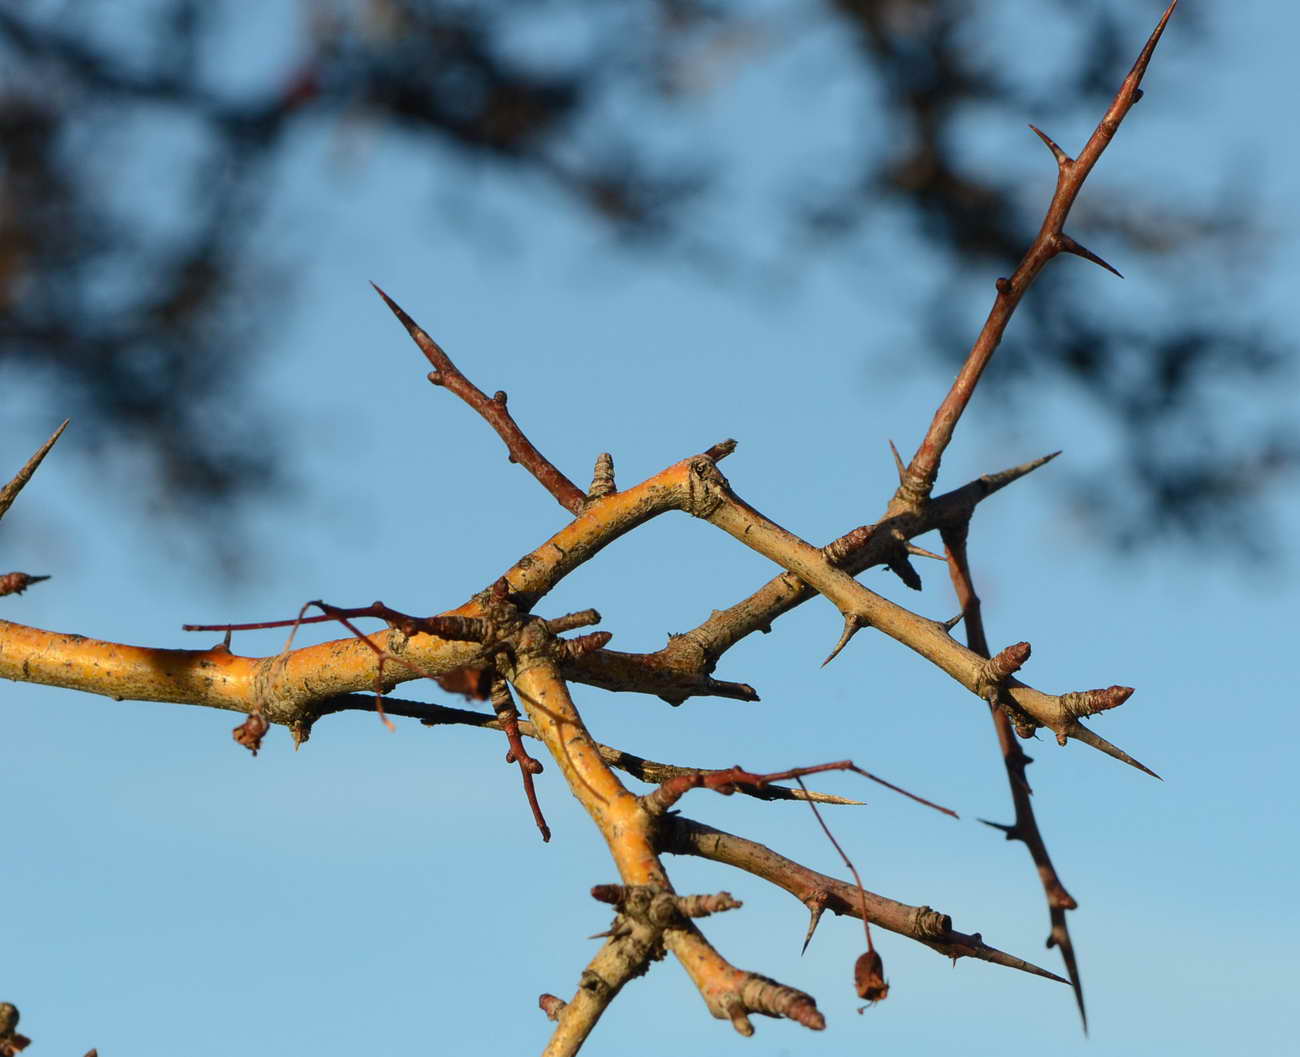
(371, 283, 588, 514)
(894, 0, 1179, 510)
(942, 519, 1087, 1030)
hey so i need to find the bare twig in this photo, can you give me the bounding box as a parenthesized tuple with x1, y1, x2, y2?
(660, 816, 1067, 984)
(371, 284, 587, 513)
(942, 519, 1088, 1029)
(892, 1, 1179, 510)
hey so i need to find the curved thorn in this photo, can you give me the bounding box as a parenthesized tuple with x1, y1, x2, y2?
(821, 615, 865, 667)
(801, 901, 826, 956)
(1028, 123, 1071, 166)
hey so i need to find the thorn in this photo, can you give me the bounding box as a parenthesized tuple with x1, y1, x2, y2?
(977, 817, 1017, 838)
(821, 614, 866, 667)
(784, 788, 866, 807)
(888, 440, 907, 484)
(1056, 233, 1123, 278)
(940, 612, 965, 632)
(1028, 124, 1072, 166)
(905, 543, 945, 562)
(0, 419, 70, 521)
(1063, 722, 1162, 779)
(978, 450, 1062, 497)
(801, 900, 827, 955)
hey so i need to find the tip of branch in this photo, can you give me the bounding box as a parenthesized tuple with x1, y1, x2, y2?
(0, 419, 70, 521)
(370, 282, 454, 373)
(1129, 1, 1180, 90)
(978, 450, 1062, 498)
(941, 931, 1070, 984)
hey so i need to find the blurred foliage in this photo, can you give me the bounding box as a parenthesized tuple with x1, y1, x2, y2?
(0, 0, 1290, 557)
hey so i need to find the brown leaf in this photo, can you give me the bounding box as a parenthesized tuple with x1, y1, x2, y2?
(233, 712, 270, 755)
(0, 1034, 31, 1057)
(854, 949, 889, 1005)
(434, 666, 492, 701)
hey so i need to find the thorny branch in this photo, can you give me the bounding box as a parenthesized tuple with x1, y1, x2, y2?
(892, 2, 1180, 510)
(0, 5, 1184, 1053)
(943, 517, 1089, 1027)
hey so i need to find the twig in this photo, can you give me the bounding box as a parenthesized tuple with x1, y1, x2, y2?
(371, 284, 587, 513)
(641, 760, 956, 819)
(660, 816, 1067, 984)
(683, 456, 1154, 772)
(490, 677, 551, 841)
(942, 519, 1088, 1029)
(580, 452, 1059, 702)
(892, 1, 1179, 510)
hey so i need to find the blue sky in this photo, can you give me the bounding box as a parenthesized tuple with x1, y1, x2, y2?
(3, 2, 1297, 1054)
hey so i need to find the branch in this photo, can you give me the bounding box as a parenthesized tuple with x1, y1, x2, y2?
(660, 816, 1067, 984)
(892, 1, 1179, 510)
(942, 518, 1089, 1028)
(325, 693, 860, 804)
(506, 622, 824, 1042)
(680, 457, 1155, 773)
(371, 284, 587, 513)
(572, 451, 1059, 701)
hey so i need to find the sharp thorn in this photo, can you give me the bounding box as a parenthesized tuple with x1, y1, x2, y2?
(978, 451, 1062, 497)
(801, 902, 826, 956)
(941, 612, 965, 632)
(888, 439, 907, 484)
(1062, 723, 1162, 779)
(1028, 123, 1072, 166)
(0, 419, 70, 521)
(821, 615, 865, 667)
(905, 543, 946, 562)
(1057, 234, 1123, 278)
